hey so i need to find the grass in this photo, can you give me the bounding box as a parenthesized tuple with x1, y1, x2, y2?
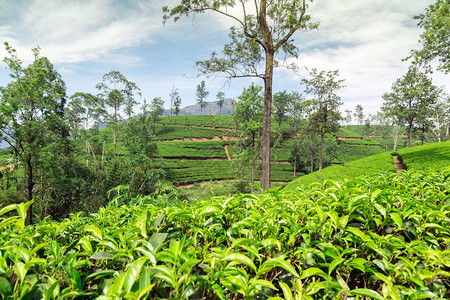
(156, 141, 228, 159)
(164, 159, 234, 184)
(339, 138, 381, 145)
(284, 141, 450, 189)
(158, 115, 235, 128)
(398, 141, 450, 170)
(154, 124, 237, 140)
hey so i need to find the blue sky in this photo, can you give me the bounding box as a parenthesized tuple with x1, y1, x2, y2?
(0, 0, 448, 117)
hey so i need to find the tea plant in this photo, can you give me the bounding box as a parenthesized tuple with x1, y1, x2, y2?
(0, 168, 449, 299)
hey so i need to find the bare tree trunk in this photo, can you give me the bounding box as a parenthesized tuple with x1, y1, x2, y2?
(319, 132, 324, 171)
(26, 156, 34, 225)
(86, 139, 89, 167)
(294, 154, 297, 177)
(114, 107, 117, 157)
(261, 49, 274, 191)
(85, 120, 89, 167)
(409, 123, 413, 147)
(251, 136, 255, 194)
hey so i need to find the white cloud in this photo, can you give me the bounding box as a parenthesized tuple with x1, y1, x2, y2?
(1, 0, 447, 116)
(287, 0, 446, 115)
(0, 0, 164, 64)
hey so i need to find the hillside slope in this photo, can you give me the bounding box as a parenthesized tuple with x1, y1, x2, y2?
(284, 141, 450, 189)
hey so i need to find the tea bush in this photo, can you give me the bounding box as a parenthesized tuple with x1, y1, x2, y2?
(0, 167, 449, 299)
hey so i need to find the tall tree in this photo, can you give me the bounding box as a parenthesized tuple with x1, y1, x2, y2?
(173, 92, 182, 116)
(163, 0, 318, 191)
(381, 65, 441, 147)
(233, 84, 263, 192)
(344, 109, 352, 126)
(96, 71, 141, 156)
(411, 0, 450, 73)
(196, 80, 209, 115)
(169, 86, 181, 117)
(216, 91, 226, 115)
(429, 94, 450, 142)
(272, 90, 291, 128)
(67, 92, 105, 167)
(287, 91, 305, 134)
(354, 104, 364, 125)
(302, 69, 344, 171)
(0, 43, 69, 224)
(149, 97, 165, 133)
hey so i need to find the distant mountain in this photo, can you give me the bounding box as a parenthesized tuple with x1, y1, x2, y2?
(163, 99, 234, 116)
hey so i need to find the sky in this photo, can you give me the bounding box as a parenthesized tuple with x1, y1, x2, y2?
(0, 0, 448, 117)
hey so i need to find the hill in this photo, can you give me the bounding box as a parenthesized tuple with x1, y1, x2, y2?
(163, 99, 234, 116)
(81, 115, 391, 187)
(284, 141, 450, 189)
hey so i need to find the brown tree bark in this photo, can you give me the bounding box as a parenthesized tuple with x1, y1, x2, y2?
(26, 155, 34, 225)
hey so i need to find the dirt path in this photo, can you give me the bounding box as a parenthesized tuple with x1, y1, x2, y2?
(337, 137, 364, 140)
(392, 154, 407, 173)
(157, 122, 238, 132)
(0, 164, 13, 171)
(224, 145, 231, 160)
(162, 136, 240, 142)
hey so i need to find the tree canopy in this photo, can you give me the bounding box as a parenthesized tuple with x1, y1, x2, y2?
(382, 65, 442, 147)
(0, 43, 70, 224)
(163, 0, 318, 190)
(412, 0, 450, 73)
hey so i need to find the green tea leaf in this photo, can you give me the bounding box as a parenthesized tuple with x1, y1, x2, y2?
(0, 204, 18, 218)
(348, 288, 384, 300)
(106, 272, 126, 297)
(90, 251, 114, 260)
(300, 267, 328, 280)
(249, 279, 277, 291)
(137, 284, 156, 300)
(85, 225, 103, 240)
(259, 258, 300, 278)
(152, 265, 176, 287)
(123, 257, 149, 293)
(279, 282, 293, 300)
(0, 276, 12, 297)
(222, 253, 257, 272)
(148, 232, 168, 251)
(211, 283, 227, 300)
(390, 212, 403, 229)
(154, 214, 165, 229)
(328, 258, 345, 275)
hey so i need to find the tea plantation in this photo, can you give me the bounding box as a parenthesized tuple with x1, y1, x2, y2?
(131, 115, 388, 185)
(0, 142, 449, 299)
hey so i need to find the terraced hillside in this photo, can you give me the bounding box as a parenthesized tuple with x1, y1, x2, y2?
(145, 116, 388, 185)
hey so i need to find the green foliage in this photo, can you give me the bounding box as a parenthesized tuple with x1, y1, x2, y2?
(154, 124, 236, 140)
(149, 97, 165, 133)
(382, 65, 442, 147)
(216, 91, 226, 115)
(272, 91, 291, 128)
(285, 141, 450, 189)
(0, 43, 72, 224)
(1, 167, 449, 298)
(164, 159, 234, 184)
(412, 0, 450, 73)
(196, 80, 209, 115)
(158, 115, 235, 128)
(157, 141, 227, 159)
(301, 68, 344, 170)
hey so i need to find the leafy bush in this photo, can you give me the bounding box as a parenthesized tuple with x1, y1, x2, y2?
(157, 141, 228, 159)
(1, 167, 448, 299)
